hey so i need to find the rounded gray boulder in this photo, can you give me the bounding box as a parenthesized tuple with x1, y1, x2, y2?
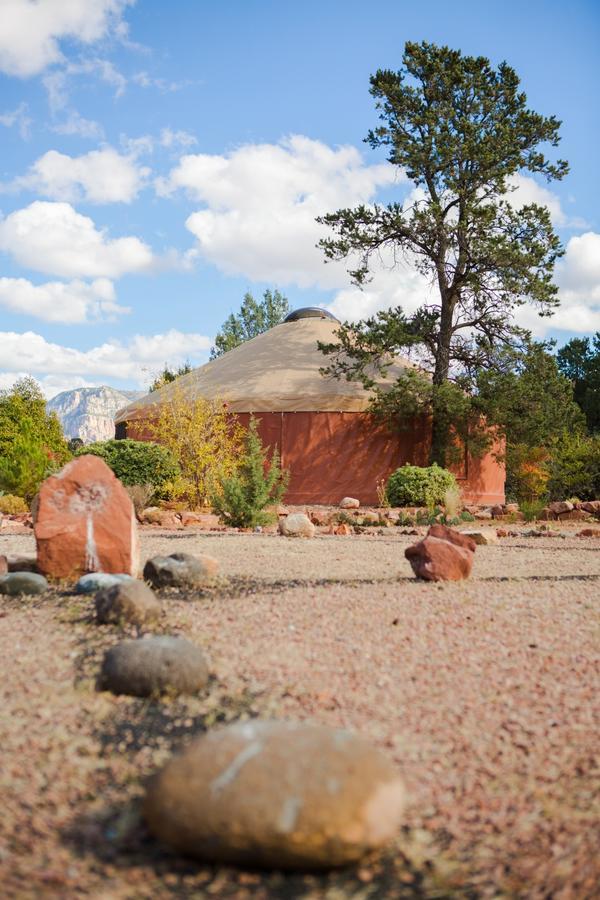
(0, 572, 49, 596)
(95, 580, 161, 626)
(143, 552, 219, 589)
(144, 720, 405, 869)
(100, 636, 209, 697)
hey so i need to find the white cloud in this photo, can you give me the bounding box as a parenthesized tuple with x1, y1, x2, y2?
(160, 127, 197, 149)
(0, 201, 154, 278)
(132, 71, 192, 93)
(0, 329, 211, 394)
(4, 147, 150, 204)
(0, 371, 96, 398)
(0, 277, 128, 323)
(159, 135, 398, 289)
(0, 102, 32, 139)
(0, 0, 134, 78)
(51, 110, 104, 140)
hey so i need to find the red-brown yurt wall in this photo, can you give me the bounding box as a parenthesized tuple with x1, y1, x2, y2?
(117, 411, 504, 506)
(235, 412, 505, 506)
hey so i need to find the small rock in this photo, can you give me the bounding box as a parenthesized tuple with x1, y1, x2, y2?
(144, 720, 405, 868)
(474, 508, 493, 520)
(504, 503, 520, 514)
(0, 572, 49, 596)
(461, 529, 498, 545)
(143, 552, 219, 589)
(339, 497, 360, 509)
(308, 509, 331, 526)
(0, 555, 7, 576)
(490, 505, 505, 518)
(557, 509, 589, 521)
(577, 528, 600, 538)
(580, 500, 600, 517)
(95, 580, 161, 626)
(6, 554, 38, 572)
(100, 636, 209, 697)
(549, 500, 573, 516)
(329, 523, 352, 536)
(75, 572, 135, 594)
(279, 513, 315, 538)
(496, 529, 509, 538)
(405, 524, 475, 582)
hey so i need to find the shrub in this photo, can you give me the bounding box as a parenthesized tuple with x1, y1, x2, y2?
(213, 417, 289, 528)
(506, 443, 550, 501)
(130, 387, 243, 508)
(386, 464, 458, 508)
(125, 483, 155, 515)
(520, 499, 546, 522)
(0, 420, 65, 502)
(77, 440, 179, 496)
(0, 494, 28, 514)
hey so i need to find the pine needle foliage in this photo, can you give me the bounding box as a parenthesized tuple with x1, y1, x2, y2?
(213, 417, 289, 527)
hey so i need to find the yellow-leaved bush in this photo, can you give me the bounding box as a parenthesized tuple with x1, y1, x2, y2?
(130, 386, 244, 509)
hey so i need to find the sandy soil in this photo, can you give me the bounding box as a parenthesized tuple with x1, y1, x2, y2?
(1, 528, 599, 899)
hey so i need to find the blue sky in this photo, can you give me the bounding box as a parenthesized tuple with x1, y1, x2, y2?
(0, 0, 599, 396)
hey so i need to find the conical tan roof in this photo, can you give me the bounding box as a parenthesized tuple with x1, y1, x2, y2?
(115, 314, 416, 423)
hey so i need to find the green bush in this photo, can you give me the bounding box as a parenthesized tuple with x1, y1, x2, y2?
(213, 418, 289, 528)
(77, 440, 179, 496)
(546, 433, 600, 501)
(0, 494, 29, 514)
(386, 464, 459, 508)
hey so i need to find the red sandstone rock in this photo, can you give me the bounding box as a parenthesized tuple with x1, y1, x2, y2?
(491, 504, 505, 518)
(34, 455, 139, 580)
(580, 500, 600, 517)
(0, 555, 7, 575)
(549, 501, 573, 516)
(405, 525, 475, 582)
(557, 509, 589, 521)
(577, 528, 600, 538)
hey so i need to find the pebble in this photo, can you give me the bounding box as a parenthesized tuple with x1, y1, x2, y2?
(144, 720, 405, 869)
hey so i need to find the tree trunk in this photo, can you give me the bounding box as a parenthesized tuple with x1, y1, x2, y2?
(429, 298, 454, 467)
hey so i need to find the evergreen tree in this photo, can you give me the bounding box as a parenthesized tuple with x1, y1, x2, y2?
(211, 289, 290, 358)
(557, 334, 600, 432)
(212, 417, 288, 527)
(317, 41, 568, 465)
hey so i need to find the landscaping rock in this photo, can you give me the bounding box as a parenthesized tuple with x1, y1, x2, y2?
(100, 636, 209, 697)
(95, 580, 161, 626)
(6, 554, 39, 572)
(474, 508, 493, 520)
(549, 501, 573, 516)
(144, 720, 405, 869)
(490, 505, 505, 518)
(329, 523, 352, 535)
(0, 572, 49, 596)
(577, 528, 600, 538)
(557, 509, 589, 521)
(405, 525, 476, 582)
(279, 513, 315, 538)
(0, 555, 7, 576)
(143, 552, 219, 589)
(504, 503, 520, 514)
(34, 455, 139, 580)
(580, 500, 600, 517)
(461, 529, 499, 545)
(75, 572, 135, 594)
(339, 497, 360, 509)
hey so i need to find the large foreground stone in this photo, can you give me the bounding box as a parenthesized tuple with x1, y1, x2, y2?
(405, 524, 476, 582)
(144, 720, 405, 869)
(95, 580, 161, 626)
(279, 513, 315, 538)
(100, 636, 208, 697)
(143, 552, 219, 589)
(0, 572, 49, 595)
(34, 455, 139, 580)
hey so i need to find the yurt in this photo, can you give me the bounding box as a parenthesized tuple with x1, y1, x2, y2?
(115, 308, 504, 506)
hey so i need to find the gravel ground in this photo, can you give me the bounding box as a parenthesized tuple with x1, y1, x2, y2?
(1, 528, 599, 899)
